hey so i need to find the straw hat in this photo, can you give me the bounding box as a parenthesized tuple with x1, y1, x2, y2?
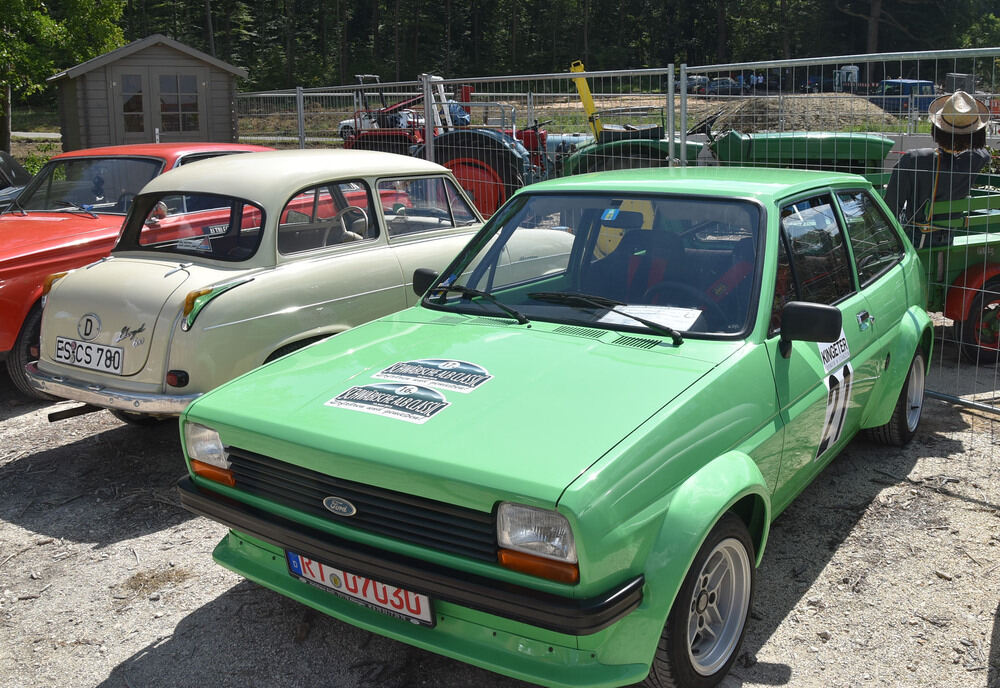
(928, 90, 990, 134)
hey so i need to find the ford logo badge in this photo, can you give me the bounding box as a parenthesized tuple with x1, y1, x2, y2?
(322, 496, 357, 517)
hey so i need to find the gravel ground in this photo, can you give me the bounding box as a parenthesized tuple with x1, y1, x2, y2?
(1, 333, 998, 688)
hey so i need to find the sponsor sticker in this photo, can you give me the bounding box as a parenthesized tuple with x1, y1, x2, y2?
(601, 208, 620, 221)
(818, 329, 850, 374)
(326, 383, 449, 424)
(373, 359, 492, 393)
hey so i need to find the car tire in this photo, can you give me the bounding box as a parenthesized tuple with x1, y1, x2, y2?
(958, 277, 1000, 364)
(641, 513, 755, 688)
(5, 304, 52, 400)
(109, 409, 168, 426)
(865, 350, 925, 446)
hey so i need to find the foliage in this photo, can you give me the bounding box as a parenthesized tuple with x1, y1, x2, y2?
(20, 141, 58, 175)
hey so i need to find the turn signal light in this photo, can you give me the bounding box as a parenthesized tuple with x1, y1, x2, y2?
(41, 272, 69, 297)
(191, 459, 235, 487)
(498, 549, 579, 584)
(183, 288, 213, 317)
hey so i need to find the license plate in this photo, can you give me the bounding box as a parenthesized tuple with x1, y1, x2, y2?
(286, 551, 434, 626)
(54, 337, 124, 374)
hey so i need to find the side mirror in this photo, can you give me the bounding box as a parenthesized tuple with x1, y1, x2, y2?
(412, 268, 439, 297)
(779, 301, 842, 358)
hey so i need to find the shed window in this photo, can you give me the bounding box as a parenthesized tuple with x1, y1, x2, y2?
(159, 74, 200, 132)
(121, 74, 145, 133)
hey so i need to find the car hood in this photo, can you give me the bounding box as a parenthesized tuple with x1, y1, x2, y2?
(189, 310, 741, 509)
(41, 256, 251, 377)
(0, 212, 125, 259)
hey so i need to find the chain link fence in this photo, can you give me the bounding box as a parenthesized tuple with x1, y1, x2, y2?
(237, 48, 1000, 414)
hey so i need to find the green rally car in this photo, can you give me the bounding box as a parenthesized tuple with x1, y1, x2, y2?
(178, 167, 932, 688)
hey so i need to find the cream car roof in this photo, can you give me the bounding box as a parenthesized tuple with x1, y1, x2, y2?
(139, 149, 451, 208)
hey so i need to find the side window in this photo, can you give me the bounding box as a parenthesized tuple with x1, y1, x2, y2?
(836, 190, 904, 287)
(769, 232, 797, 336)
(379, 177, 457, 237)
(444, 178, 478, 225)
(780, 195, 854, 305)
(277, 180, 374, 255)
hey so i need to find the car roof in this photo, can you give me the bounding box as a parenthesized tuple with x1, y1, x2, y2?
(520, 166, 869, 202)
(139, 149, 451, 206)
(53, 142, 272, 161)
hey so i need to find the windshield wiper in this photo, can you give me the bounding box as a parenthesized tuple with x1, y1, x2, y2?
(55, 200, 99, 218)
(429, 284, 530, 325)
(528, 291, 683, 345)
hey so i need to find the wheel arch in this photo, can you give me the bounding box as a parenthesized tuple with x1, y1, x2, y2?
(860, 305, 933, 429)
(262, 331, 337, 364)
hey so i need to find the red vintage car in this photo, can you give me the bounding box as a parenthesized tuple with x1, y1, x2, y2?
(0, 142, 272, 397)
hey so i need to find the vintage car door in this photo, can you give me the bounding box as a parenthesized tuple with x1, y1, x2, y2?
(764, 192, 884, 512)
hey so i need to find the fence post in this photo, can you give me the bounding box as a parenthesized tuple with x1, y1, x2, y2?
(421, 73, 435, 162)
(679, 64, 688, 167)
(296, 86, 306, 149)
(667, 64, 675, 166)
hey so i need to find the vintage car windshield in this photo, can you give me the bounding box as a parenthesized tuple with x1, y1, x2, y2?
(113, 192, 266, 262)
(16, 156, 162, 214)
(426, 192, 762, 336)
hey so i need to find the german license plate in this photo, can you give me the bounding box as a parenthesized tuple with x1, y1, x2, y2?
(286, 551, 434, 626)
(54, 337, 123, 374)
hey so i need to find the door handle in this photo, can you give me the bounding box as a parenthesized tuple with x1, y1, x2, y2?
(856, 310, 874, 330)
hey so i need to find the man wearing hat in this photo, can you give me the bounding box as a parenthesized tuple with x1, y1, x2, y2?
(884, 90, 991, 246)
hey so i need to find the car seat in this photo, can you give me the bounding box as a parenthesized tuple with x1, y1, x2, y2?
(588, 229, 684, 303)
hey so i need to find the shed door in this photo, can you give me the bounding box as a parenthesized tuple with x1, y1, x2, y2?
(110, 66, 208, 144)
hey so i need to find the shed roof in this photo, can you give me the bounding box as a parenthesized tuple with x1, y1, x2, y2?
(47, 34, 247, 82)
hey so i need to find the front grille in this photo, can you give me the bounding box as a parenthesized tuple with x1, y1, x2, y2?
(227, 447, 497, 562)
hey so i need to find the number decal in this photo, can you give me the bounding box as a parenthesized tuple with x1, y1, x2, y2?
(817, 362, 853, 459)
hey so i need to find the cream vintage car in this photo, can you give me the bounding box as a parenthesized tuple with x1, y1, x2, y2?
(26, 149, 483, 423)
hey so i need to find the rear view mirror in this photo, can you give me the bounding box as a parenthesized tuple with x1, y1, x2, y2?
(779, 301, 842, 358)
(413, 268, 438, 297)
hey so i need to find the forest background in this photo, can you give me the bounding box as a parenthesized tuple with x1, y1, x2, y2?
(3, 0, 1000, 150)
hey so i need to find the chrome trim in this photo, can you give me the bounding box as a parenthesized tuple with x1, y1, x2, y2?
(25, 362, 198, 415)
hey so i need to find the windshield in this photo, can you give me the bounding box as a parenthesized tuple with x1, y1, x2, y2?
(17, 156, 162, 214)
(426, 192, 762, 336)
(113, 192, 265, 262)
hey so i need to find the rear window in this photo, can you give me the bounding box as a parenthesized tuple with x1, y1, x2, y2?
(116, 192, 265, 262)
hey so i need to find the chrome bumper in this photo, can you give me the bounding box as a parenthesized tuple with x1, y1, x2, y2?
(25, 362, 199, 415)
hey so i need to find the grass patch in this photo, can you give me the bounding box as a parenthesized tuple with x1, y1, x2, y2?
(11, 106, 60, 132)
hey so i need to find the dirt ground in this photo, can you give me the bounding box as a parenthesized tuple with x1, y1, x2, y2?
(0, 328, 998, 688)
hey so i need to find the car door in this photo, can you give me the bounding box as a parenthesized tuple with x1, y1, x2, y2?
(764, 192, 883, 512)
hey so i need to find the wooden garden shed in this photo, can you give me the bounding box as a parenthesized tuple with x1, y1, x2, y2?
(47, 34, 246, 151)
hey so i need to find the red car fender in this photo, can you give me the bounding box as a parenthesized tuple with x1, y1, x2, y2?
(944, 261, 1000, 321)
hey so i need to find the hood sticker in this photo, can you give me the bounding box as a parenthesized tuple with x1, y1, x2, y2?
(326, 383, 449, 424)
(818, 329, 850, 374)
(373, 359, 492, 393)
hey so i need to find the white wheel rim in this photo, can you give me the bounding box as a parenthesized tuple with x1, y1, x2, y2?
(686, 537, 752, 676)
(906, 357, 925, 433)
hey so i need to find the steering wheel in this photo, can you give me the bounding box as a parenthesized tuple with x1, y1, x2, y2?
(324, 205, 370, 243)
(116, 192, 136, 212)
(642, 280, 729, 327)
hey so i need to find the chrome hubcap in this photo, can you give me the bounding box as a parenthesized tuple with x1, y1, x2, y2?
(686, 537, 751, 676)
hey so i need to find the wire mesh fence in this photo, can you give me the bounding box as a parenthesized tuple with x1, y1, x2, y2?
(236, 48, 1000, 413)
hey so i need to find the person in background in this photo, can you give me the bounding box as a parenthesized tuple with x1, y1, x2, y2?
(884, 90, 991, 247)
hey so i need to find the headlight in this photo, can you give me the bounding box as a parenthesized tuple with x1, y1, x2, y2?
(497, 502, 577, 563)
(184, 422, 229, 469)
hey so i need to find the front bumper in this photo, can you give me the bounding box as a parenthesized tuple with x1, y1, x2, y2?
(26, 362, 199, 415)
(177, 476, 644, 636)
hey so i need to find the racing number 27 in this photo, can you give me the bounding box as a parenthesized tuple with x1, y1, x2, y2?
(817, 363, 853, 458)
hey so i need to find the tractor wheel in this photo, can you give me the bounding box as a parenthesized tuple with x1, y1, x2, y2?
(437, 148, 522, 216)
(958, 277, 1000, 364)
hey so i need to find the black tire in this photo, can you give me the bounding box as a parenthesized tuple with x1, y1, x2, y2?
(958, 277, 1000, 364)
(5, 304, 51, 400)
(642, 513, 755, 688)
(865, 350, 925, 446)
(109, 409, 168, 426)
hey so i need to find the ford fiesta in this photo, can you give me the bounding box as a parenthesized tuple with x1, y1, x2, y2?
(177, 168, 931, 688)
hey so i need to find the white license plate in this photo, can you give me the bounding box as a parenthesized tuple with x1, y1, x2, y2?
(286, 551, 434, 626)
(54, 337, 124, 374)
